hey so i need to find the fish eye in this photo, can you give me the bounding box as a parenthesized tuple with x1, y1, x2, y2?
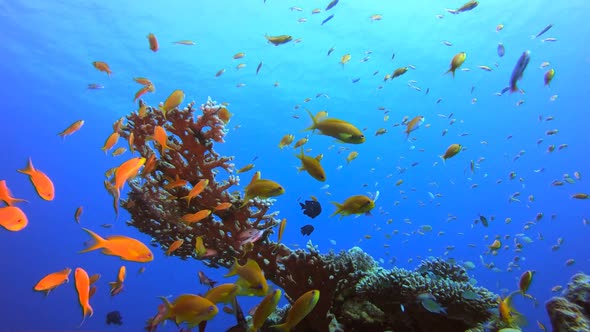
(208, 305, 215, 312)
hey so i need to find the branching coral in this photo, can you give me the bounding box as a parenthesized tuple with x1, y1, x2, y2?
(116, 97, 498, 331)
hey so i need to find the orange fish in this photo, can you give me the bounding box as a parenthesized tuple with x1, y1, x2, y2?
(163, 175, 188, 190)
(147, 33, 159, 52)
(166, 239, 184, 255)
(79, 228, 154, 262)
(74, 268, 94, 326)
(102, 132, 120, 154)
(74, 206, 83, 223)
(33, 268, 72, 295)
(214, 202, 232, 211)
(405, 116, 424, 138)
(17, 158, 55, 201)
(0, 206, 28, 231)
(181, 179, 209, 206)
(112, 157, 146, 216)
(133, 77, 153, 86)
(92, 61, 112, 76)
(58, 120, 84, 139)
(150, 126, 173, 155)
(180, 210, 211, 224)
(0, 180, 26, 206)
(133, 84, 154, 102)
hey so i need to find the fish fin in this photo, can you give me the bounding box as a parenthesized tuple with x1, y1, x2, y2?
(16, 157, 35, 175)
(303, 109, 318, 132)
(79, 228, 106, 253)
(329, 202, 343, 217)
(224, 258, 241, 277)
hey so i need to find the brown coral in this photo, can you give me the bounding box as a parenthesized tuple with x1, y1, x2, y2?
(116, 97, 499, 332)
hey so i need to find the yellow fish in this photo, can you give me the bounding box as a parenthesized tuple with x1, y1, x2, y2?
(160, 294, 218, 327)
(265, 34, 293, 46)
(250, 289, 282, 332)
(440, 144, 462, 162)
(295, 148, 326, 182)
(445, 52, 467, 77)
(270, 290, 320, 331)
(330, 195, 375, 219)
(224, 258, 268, 296)
(305, 110, 365, 144)
(241, 176, 284, 207)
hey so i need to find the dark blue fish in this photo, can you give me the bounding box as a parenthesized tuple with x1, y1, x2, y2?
(391, 52, 396, 60)
(500, 86, 510, 95)
(300, 199, 321, 218)
(321, 14, 334, 25)
(425, 88, 429, 95)
(509, 50, 531, 93)
(256, 61, 262, 75)
(327, 47, 335, 56)
(325, 0, 339, 11)
(533, 24, 553, 39)
(106, 311, 123, 325)
(351, 78, 360, 83)
(497, 43, 505, 57)
(301, 224, 315, 236)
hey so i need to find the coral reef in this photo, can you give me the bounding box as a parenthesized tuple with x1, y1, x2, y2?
(546, 273, 590, 332)
(116, 97, 498, 331)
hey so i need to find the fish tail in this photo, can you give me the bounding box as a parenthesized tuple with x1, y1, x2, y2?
(304, 109, 318, 132)
(79, 228, 106, 253)
(17, 158, 35, 175)
(224, 258, 240, 277)
(329, 202, 343, 217)
(439, 155, 446, 166)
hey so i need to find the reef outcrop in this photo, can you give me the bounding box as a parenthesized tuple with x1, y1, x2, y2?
(546, 273, 590, 332)
(115, 96, 498, 331)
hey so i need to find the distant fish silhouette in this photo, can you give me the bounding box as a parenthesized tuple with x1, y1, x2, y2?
(106, 311, 122, 325)
(300, 198, 321, 219)
(301, 224, 315, 236)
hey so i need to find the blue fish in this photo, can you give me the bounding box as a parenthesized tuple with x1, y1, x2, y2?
(509, 50, 530, 93)
(321, 14, 334, 25)
(533, 24, 553, 39)
(325, 0, 339, 11)
(497, 43, 505, 57)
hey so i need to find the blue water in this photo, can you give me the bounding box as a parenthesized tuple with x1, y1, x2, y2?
(1, 0, 589, 331)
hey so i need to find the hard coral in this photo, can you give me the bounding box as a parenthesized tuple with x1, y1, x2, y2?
(546, 273, 590, 332)
(353, 259, 497, 331)
(118, 96, 498, 332)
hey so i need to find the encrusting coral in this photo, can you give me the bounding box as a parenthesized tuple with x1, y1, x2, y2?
(114, 96, 498, 331)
